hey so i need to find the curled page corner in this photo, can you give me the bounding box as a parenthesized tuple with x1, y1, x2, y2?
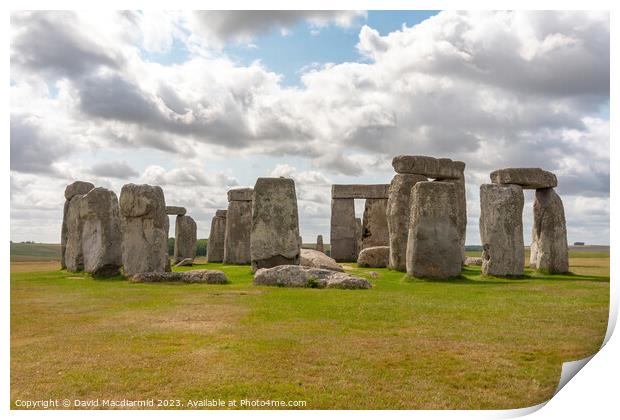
(554, 355, 595, 396)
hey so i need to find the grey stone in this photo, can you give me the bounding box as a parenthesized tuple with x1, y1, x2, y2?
(175, 258, 194, 267)
(436, 175, 467, 264)
(465, 256, 483, 266)
(165, 206, 186, 215)
(316, 234, 324, 253)
(173, 215, 197, 264)
(61, 181, 95, 267)
(392, 155, 464, 179)
(64, 194, 86, 272)
(330, 198, 357, 262)
(223, 200, 252, 264)
(300, 248, 343, 272)
(357, 246, 389, 268)
(479, 184, 524, 276)
(207, 210, 227, 262)
(406, 182, 462, 278)
(253, 265, 371, 289)
(250, 177, 300, 271)
(64, 180, 95, 200)
(227, 187, 253, 202)
(531, 188, 569, 273)
(331, 184, 389, 199)
(387, 173, 428, 271)
(79, 187, 122, 277)
(119, 184, 169, 276)
(355, 217, 362, 258)
(490, 168, 557, 189)
(361, 199, 389, 249)
(130, 269, 229, 284)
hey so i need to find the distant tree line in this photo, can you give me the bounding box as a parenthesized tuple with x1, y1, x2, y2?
(168, 238, 208, 256)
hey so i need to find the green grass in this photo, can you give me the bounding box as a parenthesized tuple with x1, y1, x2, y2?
(10, 243, 61, 261)
(11, 258, 609, 409)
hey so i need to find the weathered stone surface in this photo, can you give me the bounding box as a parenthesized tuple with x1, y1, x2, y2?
(465, 256, 483, 266)
(490, 168, 557, 189)
(392, 155, 464, 179)
(300, 248, 343, 272)
(330, 198, 357, 262)
(361, 199, 389, 249)
(406, 182, 462, 278)
(227, 187, 253, 202)
(79, 187, 122, 276)
(251, 178, 300, 271)
(387, 173, 428, 271)
(165, 206, 186, 215)
(64, 181, 95, 200)
(357, 246, 389, 268)
(355, 217, 362, 258)
(119, 184, 169, 276)
(332, 184, 389, 199)
(479, 184, 524, 276)
(316, 235, 324, 253)
(207, 210, 227, 263)
(436, 175, 467, 263)
(130, 269, 229, 284)
(64, 194, 86, 272)
(223, 200, 252, 264)
(253, 265, 371, 289)
(175, 258, 194, 267)
(173, 215, 197, 264)
(531, 188, 569, 273)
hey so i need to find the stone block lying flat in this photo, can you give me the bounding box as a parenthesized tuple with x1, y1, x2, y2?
(227, 188, 254, 202)
(300, 248, 343, 272)
(490, 168, 557, 189)
(130, 270, 229, 284)
(165, 206, 187, 215)
(357, 246, 389, 268)
(253, 265, 371, 289)
(392, 155, 465, 179)
(331, 184, 389, 199)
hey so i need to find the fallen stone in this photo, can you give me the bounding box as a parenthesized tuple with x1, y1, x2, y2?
(392, 155, 464, 179)
(357, 246, 389, 268)
(406, 182, 462, 278)
(361, 198, 389, 249)
(251, 177, 301, 271)
(465, 256, 483, 266)
(130, 269, 229, 284)
(64, 181, 95, 200)
(165, 206, 187, 215)
(207, 210, 227, 262)
(490, 168, 557, 189)
(227, 187, 254, 202)
(387, 173, 428, 271)
(300, 248, 343, 272)
(253, 265, 371, 289)
(173, 215, 197, 264)
(175, 258, 193, 267)
(316, 234, 324, 253)
(531, 188, 569, 273)
(368, 271, 379, 278)
(479, 184, 524, 276)
(331, 184, 389, 199)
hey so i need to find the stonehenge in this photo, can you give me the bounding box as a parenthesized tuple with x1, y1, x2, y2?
(173, 214, 197, 264)
(357, 246, 389, 268)
(224, 188, 253, 264)
(316, 234, 324, 253)
(361, 199, 389, 249)
(253, 265, 371, 289)
(207, 210, 227, 262)
(61, 181, 95, 269)
(530, 188, 569, 273)
(330, 198, 357, 262)
(300, 248, 343, 272)
(250, 177, 301, 271)
(131, 270, 229, 284)
(406, 182, 462, 278)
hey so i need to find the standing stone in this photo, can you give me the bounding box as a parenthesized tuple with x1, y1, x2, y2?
(387, 173, 427, 271)
(436, 174, 467, 263)
(61, 181, 94, 269)
(173, 215, 197, 264)
(406, 182, 462, 278)
(316, 235, 324, 253)
(330, 199, 357, 262)
(207, 210, 227, 263)
(224, 188, 253, 264)
(64, 194, 86, 272)
(119, 184, 169, 276)
(79, 187, 122, 276)
(531, 188, 569, 273)
(361, 198, 389, 249)
(355, 218, 362, 258)
(479, 184, 524, 276)
(250, 177, 300, 271)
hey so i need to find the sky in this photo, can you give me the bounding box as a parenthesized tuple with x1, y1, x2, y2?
(10, 10, 610, 245)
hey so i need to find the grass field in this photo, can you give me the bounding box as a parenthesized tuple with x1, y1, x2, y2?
(10, 248, 609, 410)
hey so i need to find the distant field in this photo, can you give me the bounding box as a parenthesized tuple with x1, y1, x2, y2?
(10, 243, 61, 262)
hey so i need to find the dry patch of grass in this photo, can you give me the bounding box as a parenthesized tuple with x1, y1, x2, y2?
(11, 261, 60, 273)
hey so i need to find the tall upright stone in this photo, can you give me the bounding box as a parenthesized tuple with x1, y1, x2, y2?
(387, 173, 427, 271)
(61, 181, 94, 269)
(251, 177, 300, 271)
(79, 187, 122, 276)
(330, 199, 357, 262)
(361, 198, 389, 249)
(316, 235, 324, 253)
(224, 188, 253, 264)
(406, 182, 461, 278)
(119, 184, 169, 276)
(479, 184, 524, 276)
(64, 194, 86, 272)
(436, 174, 467, 263)
(355, 217, 362, 258)
(173, 215, 197, 264)
(531, 188, 569, 273)
(207, 210, 227, 263)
